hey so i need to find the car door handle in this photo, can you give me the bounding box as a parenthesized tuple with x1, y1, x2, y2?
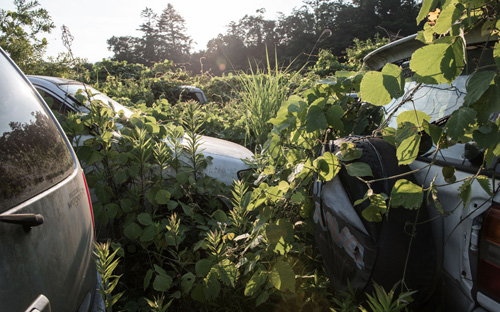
(0, 213, 44, 232)
(25, 294, 51, 312)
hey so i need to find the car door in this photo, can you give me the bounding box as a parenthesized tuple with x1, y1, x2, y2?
(0, 50, 97, 311)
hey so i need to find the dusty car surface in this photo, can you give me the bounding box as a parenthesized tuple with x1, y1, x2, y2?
(314, 30, 500, 311)
(28, 75, 253, 185)
(0, 50, 102, 310)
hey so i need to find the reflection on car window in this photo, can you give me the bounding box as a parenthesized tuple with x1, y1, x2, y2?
(0, 53, 74, 211)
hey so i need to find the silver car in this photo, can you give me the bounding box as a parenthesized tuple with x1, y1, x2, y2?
(0, 50, 102, 310)
(314, 30, 500, 311)
(27, 75, 253, 185)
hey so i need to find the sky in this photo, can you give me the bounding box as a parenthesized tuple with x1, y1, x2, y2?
(1, 0, 307, 62)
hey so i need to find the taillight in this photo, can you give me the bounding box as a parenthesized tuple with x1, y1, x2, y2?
(81, 170, 95, 239)
(478, 204, 500, 302)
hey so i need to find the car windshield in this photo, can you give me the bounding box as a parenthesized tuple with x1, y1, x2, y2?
(57, 83, 133, 118)
(385, 75, 468, 128)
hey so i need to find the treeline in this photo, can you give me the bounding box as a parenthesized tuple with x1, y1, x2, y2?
(107, 0, 420, 75)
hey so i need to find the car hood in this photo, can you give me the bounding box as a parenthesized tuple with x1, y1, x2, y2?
(179, 135, 253, 185)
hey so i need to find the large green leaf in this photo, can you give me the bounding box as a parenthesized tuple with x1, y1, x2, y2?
(390, 179, 423, 209)
(396, 133, 421, 165)
(306, 105, 327, 132)
(361, 193, 388, 222)
(269, 260, 295, 293)
(195, 259, 213, 277)
(345, 162, 373, 177)
(124, 222, 142, 240)
(244, 270, 267, 297)
(433, 1, 464, 35)
(314, 152, 341, 181)
(410, 42, 463, 84)
(445, 107, 477, 139)
(464, 71, 496, 106)
(360, 64, 404, 106)
(326, 104, 344, 131)
(153, 274, 173, 292)
(137, 213, 153, 226)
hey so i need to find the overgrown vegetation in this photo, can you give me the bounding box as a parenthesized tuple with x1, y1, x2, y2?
(4, 0, 500, 310)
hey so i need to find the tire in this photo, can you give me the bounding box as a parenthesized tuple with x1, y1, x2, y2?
(313, 136, 437, 305)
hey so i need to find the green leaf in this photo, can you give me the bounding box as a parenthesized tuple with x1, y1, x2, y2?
(204, 270, 221, 299)
(345, 162, 373, 177)
(140, 224, 156, 242)
(360, 64, 404, 106)
(137, 213, 153, 226)
(396, 133, 421, 165)
(195, 259, 212, 277)
(390, 179, 423, 209)
(113, 170, 127, 184)
(325, 105, 344, 131)
(430, 182, 444, 215)
(104, 203, 118, 219)
(269, 260, 295, 293)
(362, 204, 384, 222)
(477, 175, 493, 196)
(338, 142, 362, 161)
(361, 192, 388, 222)
(306, 105, 327, 132)
(473, 124, 500, 149)
(314, 152, 341, 181)
(410, 43, 462, 84)
(445, 107, 477, 139)
(396, 110, 431, 128)
(442, 166, 456, 183)
(181, 272, 196, 294)
(471, 83, 500, 125)
(459, 179, 473, 207)
(144, 269, 153, 291)
(244, 270, 267, 297)
(124, 222, 142, 240)
(464, 71, 496, 106)
(433, 1, 464, 35)
(256, 290, 269, 307)
(155, 189, 171, 205)
(120, 199, 133, 213)
(212, 209, 227, 222)
(153, 274, 173, 292)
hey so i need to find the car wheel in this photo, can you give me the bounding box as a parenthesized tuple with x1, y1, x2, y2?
(313, 136, 437, 305)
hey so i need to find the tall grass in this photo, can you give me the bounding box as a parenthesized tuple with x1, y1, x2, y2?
(237, 49, 301, 148)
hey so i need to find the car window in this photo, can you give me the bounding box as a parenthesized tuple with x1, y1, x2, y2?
(35, 88, 75, 116)
(57, 83, 133, 118)
(0, 52, 74, 211)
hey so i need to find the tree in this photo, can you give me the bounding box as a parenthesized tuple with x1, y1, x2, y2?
(157, 3, 192, 63)
(0, 0, 55, 73)
(107, 4, 192, 66)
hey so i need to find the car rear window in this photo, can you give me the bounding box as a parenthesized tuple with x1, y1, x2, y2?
(0, 52, 74, 211)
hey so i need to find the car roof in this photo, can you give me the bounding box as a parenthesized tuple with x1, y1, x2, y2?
(28, 75, 82, 85)
(362, 35, 422, 71)
(363, 26, 499, 71)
